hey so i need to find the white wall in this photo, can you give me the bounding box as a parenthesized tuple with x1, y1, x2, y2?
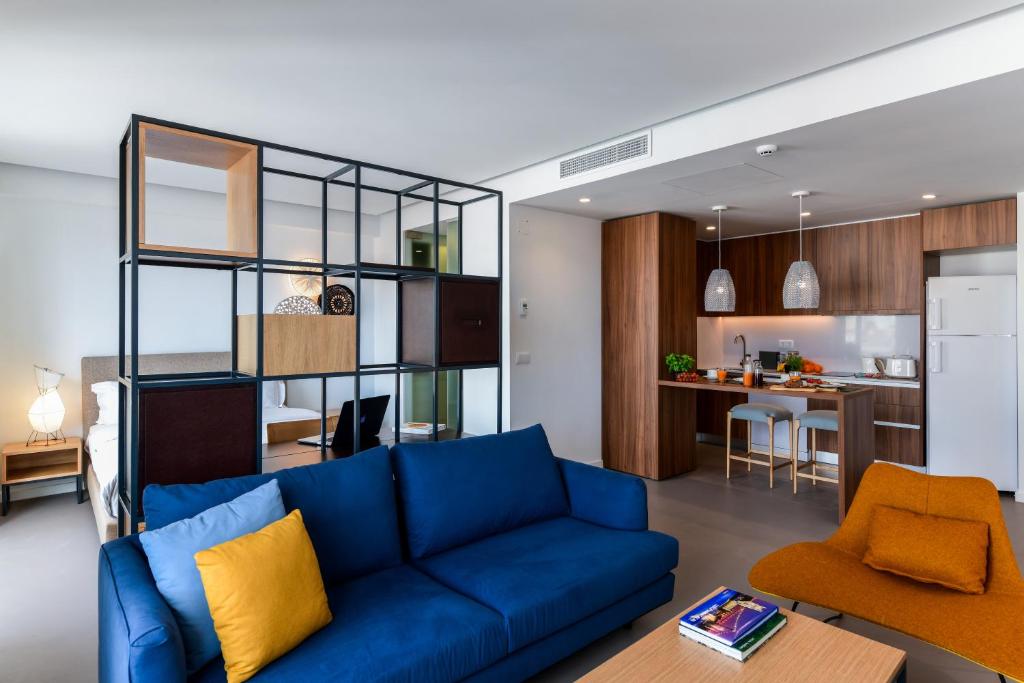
(697, 315, 921, 373)
(509, 205, 601, 464)
(1018, 192, 1024, 502)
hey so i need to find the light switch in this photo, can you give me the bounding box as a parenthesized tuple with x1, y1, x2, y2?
(514, 352, 531, 365)
(519, 298, 529, 317)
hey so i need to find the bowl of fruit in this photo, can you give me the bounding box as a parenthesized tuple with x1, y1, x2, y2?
(665, 353, 700, 382)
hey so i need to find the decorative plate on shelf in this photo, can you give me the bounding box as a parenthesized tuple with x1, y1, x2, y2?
(318, 284, 355, 315)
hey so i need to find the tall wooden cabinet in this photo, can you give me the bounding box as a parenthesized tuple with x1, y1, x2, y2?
(602, 212, 697, 479)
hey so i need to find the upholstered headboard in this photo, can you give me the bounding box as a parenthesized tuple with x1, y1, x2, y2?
(80, 352, 232, 438)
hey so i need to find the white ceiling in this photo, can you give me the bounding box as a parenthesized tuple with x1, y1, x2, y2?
(520, 68, 1024, 238)
(0, 1, 1018, 184)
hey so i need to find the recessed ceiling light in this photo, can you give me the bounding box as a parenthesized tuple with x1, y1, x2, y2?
(800, 211, 811, 217)
(578, 197, 591, 203)
(922, 193, 936, 200)
(706, 225, 716, 231)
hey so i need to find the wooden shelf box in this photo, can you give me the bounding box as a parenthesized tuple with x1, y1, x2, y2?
(2, 438, 82, 485)
(236, 314, 356, 376)
(132, 122, 258, 257)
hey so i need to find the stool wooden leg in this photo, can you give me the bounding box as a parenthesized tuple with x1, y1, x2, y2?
(811, 428, 817, 486)
(725, 413, 732, 480)
(792, 420, 800, 494)
(768, 417, 775, 489)
(746, 421, 752, 472)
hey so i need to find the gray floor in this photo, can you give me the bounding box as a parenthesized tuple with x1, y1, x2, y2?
(1, 445, 1022, 682)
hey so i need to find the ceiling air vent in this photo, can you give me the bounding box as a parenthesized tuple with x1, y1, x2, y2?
(559, 132, 650, 179)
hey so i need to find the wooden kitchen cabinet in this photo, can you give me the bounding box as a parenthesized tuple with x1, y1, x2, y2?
(809, 385, 922, 466)
(814, 216, 921, 314)
(922, 197, 1016, 251)
(868, 216, 922, 313)
(814, 221, 872, 313)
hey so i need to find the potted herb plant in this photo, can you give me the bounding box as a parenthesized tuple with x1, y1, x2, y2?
(784, 352, 804, 380)
(665, 353, 698, 382)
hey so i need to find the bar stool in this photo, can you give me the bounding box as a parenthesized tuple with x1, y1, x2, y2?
(792, 410, 840, 493)
(726, 403, 794, 489)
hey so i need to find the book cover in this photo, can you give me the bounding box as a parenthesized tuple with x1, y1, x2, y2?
(678, 612, 787, 662)
(679, 588, 779, 646)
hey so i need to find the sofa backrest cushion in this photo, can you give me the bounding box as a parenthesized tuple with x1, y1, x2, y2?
(391, 424, 569, 559)
(143, 446, 402, 584)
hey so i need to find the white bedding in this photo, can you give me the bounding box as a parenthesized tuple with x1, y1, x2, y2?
(86, 423, 119, 519)
(261, 406, 320, 443)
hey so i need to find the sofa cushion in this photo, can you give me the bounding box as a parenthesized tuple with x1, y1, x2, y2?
(143, 446, 402, 584)
(749, 541, 1024, 682)
(196, 510, 332, 683)
(139, 480, 286, 673)
(416, 516, 678, 651)
(391, 424, 569, 559)
(863, 505, 989, 594)
(190, 565, 508, 683)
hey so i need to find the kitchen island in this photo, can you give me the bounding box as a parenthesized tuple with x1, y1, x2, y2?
(660, 378, 875, 523)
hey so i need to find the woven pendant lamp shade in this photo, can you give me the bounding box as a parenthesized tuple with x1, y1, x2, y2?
(782, 260, 820, 309)
(703, 205, 735, 312)
(705, 268, 736, 312)
(782, 191, 820, 310)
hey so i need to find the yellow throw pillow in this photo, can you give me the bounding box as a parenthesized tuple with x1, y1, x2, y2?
(862, 505, 990, 594)
(195, 509, 332, 683)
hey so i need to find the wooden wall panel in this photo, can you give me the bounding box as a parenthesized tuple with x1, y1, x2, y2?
(603, 212, 696, 479)
(922, 198, 1016, 251)
(602, 214, 660, 478)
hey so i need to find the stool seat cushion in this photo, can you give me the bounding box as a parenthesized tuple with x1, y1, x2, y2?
(797, 410, 839, 431)
(729, 403, 792, 422)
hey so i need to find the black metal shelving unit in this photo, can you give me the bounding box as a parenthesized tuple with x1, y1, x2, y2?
(117, 114, 502, 536)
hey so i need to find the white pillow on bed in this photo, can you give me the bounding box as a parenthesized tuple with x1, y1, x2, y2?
(262, 380, 286, 408)
(91, 381, 119, 425)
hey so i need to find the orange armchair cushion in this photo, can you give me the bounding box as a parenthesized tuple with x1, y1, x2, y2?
(862, 505, 989, 594)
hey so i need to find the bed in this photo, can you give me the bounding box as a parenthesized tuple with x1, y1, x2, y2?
(80, 353, 333, 543)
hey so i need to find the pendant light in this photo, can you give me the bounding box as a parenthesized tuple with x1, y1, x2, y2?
(782, 190, 820, 309)
(704, 205, 736, 312)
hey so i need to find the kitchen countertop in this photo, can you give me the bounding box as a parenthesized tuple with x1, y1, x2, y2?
(706, 368, 919, 389)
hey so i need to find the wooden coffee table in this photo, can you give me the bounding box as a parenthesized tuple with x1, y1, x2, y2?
(580, 592, 907, 682)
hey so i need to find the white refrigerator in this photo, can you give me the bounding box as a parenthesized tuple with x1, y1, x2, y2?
(926, 275, 1017, 491)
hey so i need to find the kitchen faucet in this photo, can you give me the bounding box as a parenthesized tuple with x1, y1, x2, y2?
(733, 334, 747, 367)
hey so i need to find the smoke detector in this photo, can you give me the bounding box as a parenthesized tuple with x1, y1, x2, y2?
(756, 144, 778, 157)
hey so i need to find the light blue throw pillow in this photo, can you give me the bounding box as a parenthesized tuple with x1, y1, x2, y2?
(139, 479, 285, 673)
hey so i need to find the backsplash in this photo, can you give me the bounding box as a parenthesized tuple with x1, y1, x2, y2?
(697, 315, 921, 373)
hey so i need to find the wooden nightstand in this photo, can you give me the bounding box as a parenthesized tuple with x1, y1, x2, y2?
(1, 437, 84, 515)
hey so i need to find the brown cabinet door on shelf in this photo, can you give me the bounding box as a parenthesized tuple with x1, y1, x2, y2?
(922, 198, 1016, 251)
(868, 216, 922, 313)
(439, 279, 500, 366)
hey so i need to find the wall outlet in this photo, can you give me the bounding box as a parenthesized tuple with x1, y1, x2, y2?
(514, 352, 531, 365)
(778, 339, 795, 350)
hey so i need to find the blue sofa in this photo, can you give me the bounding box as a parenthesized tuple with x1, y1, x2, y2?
(99, 425, 678, 682)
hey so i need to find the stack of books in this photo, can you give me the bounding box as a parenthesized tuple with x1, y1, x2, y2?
(678, 587, 787, 662)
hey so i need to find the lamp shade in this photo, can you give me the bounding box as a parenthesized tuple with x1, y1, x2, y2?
(28, 389, 65, 434)
(782, 260, 821, 309)
(34, 365, 63, 392)
(704, 268, 736, 312)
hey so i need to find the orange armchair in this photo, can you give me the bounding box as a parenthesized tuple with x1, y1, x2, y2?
(749, 463, 1024, 682)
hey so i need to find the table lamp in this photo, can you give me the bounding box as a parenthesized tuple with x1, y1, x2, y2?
(27, 365, 66, 445)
